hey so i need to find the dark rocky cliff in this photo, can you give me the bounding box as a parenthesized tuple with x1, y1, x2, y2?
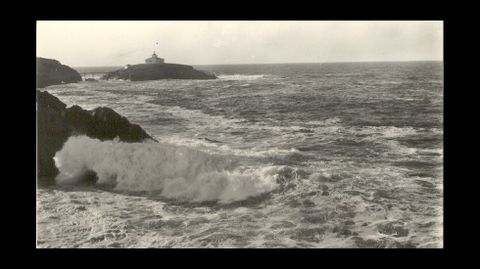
(37, 57, 83, 88)
(101, 63, 216, 81)
(37, 90, 155, 184)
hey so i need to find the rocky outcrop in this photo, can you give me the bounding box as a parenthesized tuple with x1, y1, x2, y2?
(101, 63, 216, 81)
(37, 57, 83, 88)
(37, 90, 154, 183)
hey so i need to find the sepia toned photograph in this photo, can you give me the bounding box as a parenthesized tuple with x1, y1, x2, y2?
(36, 21, 443, 248)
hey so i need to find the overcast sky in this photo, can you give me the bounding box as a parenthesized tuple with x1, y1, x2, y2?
(37, 21, 443, 67)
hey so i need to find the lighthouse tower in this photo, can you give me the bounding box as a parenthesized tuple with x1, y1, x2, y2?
(145, 52, 165, 64)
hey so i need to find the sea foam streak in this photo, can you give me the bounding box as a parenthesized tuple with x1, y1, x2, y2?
(54, 136, 278, 203)
(218, 74, 265, 80)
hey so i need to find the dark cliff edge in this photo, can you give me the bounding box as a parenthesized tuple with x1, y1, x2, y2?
(101, 63, 217, 81)
(37, 90, 156, 185)
(37, 57, 83, 88)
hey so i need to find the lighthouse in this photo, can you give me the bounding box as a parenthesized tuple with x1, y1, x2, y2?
(145, 52, 165, 64)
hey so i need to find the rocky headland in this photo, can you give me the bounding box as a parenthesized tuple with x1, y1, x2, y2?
(37, 57, 82, 88)
(37, 90, 155, 184)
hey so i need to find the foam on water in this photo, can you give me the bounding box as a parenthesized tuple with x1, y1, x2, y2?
(162, 136, 301, 159)
(218, 74, 265, 80)
(54, 136, 279, 203)
(305, 117, 342, 126)
(153, 105, 345, 143)
(39, 62, 443, 248)
(160, 105, 245, 128)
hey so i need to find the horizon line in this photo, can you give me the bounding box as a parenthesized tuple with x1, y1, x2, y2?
(72, 59, 443, 68)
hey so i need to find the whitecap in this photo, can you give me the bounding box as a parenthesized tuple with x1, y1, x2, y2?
(218, 74, 265, 81)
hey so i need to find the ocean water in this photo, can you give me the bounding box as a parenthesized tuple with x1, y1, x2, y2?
(37, 62, 443, 248)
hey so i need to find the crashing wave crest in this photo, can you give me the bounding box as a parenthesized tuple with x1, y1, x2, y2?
(53, 136, 279, 203)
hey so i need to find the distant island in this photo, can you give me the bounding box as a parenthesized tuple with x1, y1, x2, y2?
(101, 52, 217, 81)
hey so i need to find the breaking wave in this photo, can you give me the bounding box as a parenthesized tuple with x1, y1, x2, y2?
(53, 136, 279, 203)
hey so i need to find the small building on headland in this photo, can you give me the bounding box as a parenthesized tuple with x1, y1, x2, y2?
(101, 51, 217, 81)
(145, 52, 165, 64)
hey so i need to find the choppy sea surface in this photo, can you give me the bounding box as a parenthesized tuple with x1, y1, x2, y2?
(37, 62, 443, 248)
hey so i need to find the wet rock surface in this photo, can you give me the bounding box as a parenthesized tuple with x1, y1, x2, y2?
(37, 57, 82, 88)
(37, 90, 154, 183)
